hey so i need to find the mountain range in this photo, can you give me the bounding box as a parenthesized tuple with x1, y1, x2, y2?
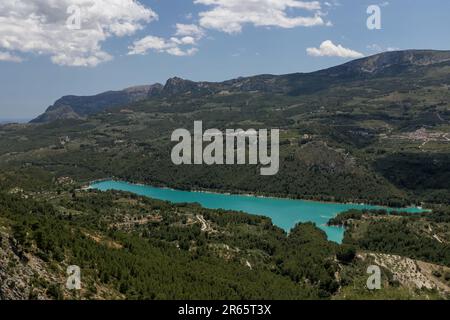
(1, 49, 449, 300)
(31, 50, 450, 123)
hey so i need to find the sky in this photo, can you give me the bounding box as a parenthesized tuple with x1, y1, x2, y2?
(0, 0, 449, 119)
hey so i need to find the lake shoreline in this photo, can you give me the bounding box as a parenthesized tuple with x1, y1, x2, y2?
(88, 179, 427, 244)
(85, 177, 424, 211)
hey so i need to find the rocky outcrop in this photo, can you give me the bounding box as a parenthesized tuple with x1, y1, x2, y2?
(30, 84, 163, 124)
(0, 230, 52, 299)
(326, 49, 450, 76)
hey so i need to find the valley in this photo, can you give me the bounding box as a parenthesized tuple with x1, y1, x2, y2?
(90, 180, 425, 243)
(0, 50, 449, 300)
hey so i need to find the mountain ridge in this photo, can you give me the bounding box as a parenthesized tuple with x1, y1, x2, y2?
(30, 49, 450, 123)
(30, 84, 164, 123)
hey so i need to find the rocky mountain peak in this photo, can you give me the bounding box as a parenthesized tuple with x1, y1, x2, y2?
(162, 77, 199, 96)
(341, 50, 450, 74)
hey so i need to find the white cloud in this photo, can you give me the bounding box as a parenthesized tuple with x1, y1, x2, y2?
(128, 36, 169, 55)
(307, 40, 364, 58)
(129, 23, 204, 57)
(367, 44, 400, 53)
(175, 23, 205, 38)
(0, 0, 157, 67)
(128, 35, 199, 57)
(0, 51, 23, 62)
(324, 0, 341, 7)
(180, 36, 197, 45)
(142, 0, 330, 57)
(194, 0, 326, 34)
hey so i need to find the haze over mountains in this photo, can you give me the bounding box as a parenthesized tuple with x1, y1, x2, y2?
(31, 50, 450, 124)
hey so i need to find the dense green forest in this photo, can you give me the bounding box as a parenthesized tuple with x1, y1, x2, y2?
(1, 178, 449, 300)
(0, 190, 319, 299)
(0, 188, 345, 299)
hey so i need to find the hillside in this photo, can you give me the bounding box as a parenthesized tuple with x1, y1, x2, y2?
(30, 84, 164, 123)
(12, 50, 448, 206)
(31, 50, 450, 124)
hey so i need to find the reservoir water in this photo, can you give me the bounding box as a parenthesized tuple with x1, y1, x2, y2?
(90, 180, 425, 243)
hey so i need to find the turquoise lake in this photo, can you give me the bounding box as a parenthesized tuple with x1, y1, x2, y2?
(90, 180, 425, 243)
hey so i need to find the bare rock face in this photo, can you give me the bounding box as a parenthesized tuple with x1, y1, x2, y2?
(30, 105, 82, 123)
(162, 77, 198, 96)
(30, 84, 163, 124)
(0, 231, 49, 300)
(124, 84, 163, 99)
(331, 50, 450, 75)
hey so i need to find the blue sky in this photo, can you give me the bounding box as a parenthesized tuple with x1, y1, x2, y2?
(0, 0, 449, 119)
